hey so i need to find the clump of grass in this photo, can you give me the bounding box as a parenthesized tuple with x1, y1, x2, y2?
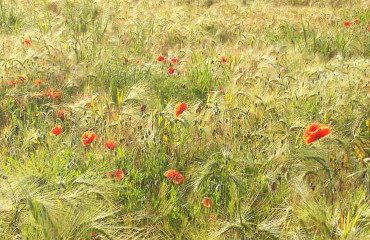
(0, 0, 369, 239)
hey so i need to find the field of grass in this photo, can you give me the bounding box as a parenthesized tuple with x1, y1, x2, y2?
(0, 0, 369, 239)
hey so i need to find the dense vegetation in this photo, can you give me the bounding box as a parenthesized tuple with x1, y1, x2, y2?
(0, 0, 369, 239)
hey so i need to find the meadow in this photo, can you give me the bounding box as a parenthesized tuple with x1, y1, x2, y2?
(0, 0, 369, 239)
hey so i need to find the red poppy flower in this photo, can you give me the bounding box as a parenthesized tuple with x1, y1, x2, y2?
(90, 232, 101, 240)
(46, 88, 61, 99)
(344, 21, 351, 27)
(55, 109, 67, 120)
(167, 67, 175, 74)
(303, 123, 331, 144)
(173, 174, 183, 184)
(170, 57, 179, 64)
(353, 19, 359, 24)
(22, 38, 31, 46)
(7, 80, 16, 86)
(220, 56, 228, 63)
(202, 197, 212, 208)
(34, 79, 41, 85)
(164, 170, 178, 178)
(53, 92, 61, 99)
(81, 131, 97, 146)
(164, 170, 184, 184)
(106, 169, 124, 180)
(50, 125, 62, 136)
(105, 140, 116, 150)
(174, 102, 187, 117)
(157, 55, 166, 62)
(114, 169, 124, 180)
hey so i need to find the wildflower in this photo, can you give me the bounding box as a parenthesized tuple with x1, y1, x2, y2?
(157, 55, 166, 62)
(114, 169, 124, 180)
(303, 123, 331, 144)
(52, 92, 61, 99)
(344, 21, 351, 27)
(105, 140, 116, 150)
(164, 170, 184, 184)
(34, 79, 41, 85)
(22, 38, 31, 46)
(220, 56, 228, 63)
(106, 169, 124, 180)
(81, 131, 97, 146)
(170, 57, 179, 64)
(202, 197, 212, 208)
(167, 67, 175, 74)
(90, 232, 101, 240)
(50, 125, 62, 136)
(353, 19, 359, 24)
(7, 80, 16, 86)
(46, 88, 61, 99)
(174, 102, 187, 117)
(55, 109, 67, 120)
